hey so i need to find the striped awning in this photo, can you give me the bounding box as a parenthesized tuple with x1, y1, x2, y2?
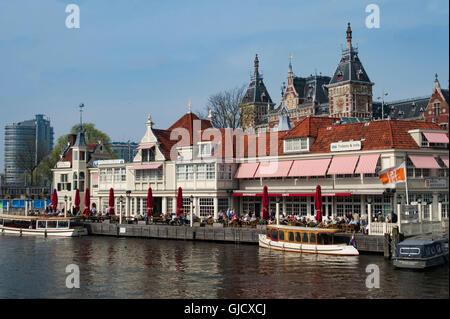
(408, 155, 440, 169)
(440, 155, 449, 168)
(327, 156, 359, 175)
(235, 163, 260, 179)
(130, 163, 162, 170)
(254, 161, 293, 178)
(355, 154, 380, 174)
(288, 158, 331, 177)
(423, 132, 449, 144)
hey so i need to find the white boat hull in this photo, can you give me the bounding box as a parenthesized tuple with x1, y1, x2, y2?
(1, 226, 88, 237)
(258, 234, 359, 256)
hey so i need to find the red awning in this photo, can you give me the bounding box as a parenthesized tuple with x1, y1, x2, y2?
(327, 156, 359, 175)
(137, 143, 155, 150)
(423, 132, 449, 144)
(441, 155, 449, 168)
(232, 192, 350, 197)
(288, 158, 331, 177)
(235, 163, 260, 179)
(355, 154, 380, 174)
(408, 155, 440, 169)
(254, 161, 293, 178)
(130, 163, 162, 170)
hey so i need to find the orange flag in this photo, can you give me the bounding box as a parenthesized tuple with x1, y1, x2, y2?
(378, 162, 407, 186)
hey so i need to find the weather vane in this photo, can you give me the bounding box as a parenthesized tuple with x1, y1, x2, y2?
(79, 103, 85, 130)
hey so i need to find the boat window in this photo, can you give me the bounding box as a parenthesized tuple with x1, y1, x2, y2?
(57, 221, 69, 228)
(271, 229, 278, 241)
(425, 246, 431, 256)
(302, 233, 308, 243)
(37, 221, 46, 229)
(310, 233, 316, 244)
(279, 231, 285, 241)
(0, 219, 3, 226)
(431, 246, 436, 255)
(47, 221, 57, 228)
(288, 232, 294, 242)
(295, 232, 301, 243)
(318, 233, 331, 245)
(266, 228, 271, 238)
(436, 244, 442, 254)
(400, 247, 421, 255)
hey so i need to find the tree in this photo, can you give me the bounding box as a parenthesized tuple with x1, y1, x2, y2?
(14, 138, 49, 186)
(36, 123, 115, 184)
(199, 84, 247, 128)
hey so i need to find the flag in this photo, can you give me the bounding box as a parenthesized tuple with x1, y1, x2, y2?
(350, 232, 357, 249)
(378, 162, 406, 187)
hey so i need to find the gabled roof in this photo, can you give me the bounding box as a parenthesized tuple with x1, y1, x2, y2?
(283, 116, 335, 139)
(168, 112, 212, 146)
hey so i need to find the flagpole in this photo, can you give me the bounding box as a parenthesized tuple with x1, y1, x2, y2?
(404, 158, 409, 205)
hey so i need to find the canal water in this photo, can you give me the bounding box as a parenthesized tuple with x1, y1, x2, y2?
(0, 235, 447, 299)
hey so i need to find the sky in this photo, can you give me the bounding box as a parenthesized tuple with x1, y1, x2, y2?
(0, 0, 449, 173)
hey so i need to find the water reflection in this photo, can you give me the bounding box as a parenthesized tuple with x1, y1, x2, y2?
(0, 235, 447, 299)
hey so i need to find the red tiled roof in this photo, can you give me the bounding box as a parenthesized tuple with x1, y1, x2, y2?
(283, 116, 335, 139)
(168, 112, 212, 146)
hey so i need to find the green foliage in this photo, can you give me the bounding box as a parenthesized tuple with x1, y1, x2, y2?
(36, 123, 114, 184)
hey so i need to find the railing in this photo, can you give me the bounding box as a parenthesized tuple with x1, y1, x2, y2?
(370, 219, 449, 236)
(369, 222, 397, 236)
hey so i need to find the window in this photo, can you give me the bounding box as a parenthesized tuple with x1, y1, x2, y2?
(271, 229, 278, 241)
(199, 143, 212, 157)
(196, 164, 206, 180)
(218, 164, 232, 180)
(199, 198, 214, 217)
(142, 148, 155, 162)
(302, 233, 308, 243)
(176, 165, 186, 180)
(284, 138, 308, 153)
(310, 233, 316, 244)
(279, 230, 285, 241)
(206, 163, 215, 179)
(295, 232, 301, 243)
(218, 198, 229, 213)
(73, 150, 78, 161)
(288, 232, 294, 242)
(400, 247, 420, 255)
(187, 165, 194, 180)
(121, 168, 126, 181)
(79, 151, 85, 161)
(114, 168, 120, 182)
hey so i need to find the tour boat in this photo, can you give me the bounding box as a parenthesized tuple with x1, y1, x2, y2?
(393, 235, 448, 269)
(0, 214, 88, 237)
(259, 225, 359, 256)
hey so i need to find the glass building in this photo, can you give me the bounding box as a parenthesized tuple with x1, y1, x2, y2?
(4, 114, 54, 185)
(111, 141, 138, 163)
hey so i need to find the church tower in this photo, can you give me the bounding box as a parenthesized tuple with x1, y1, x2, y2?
(240, 54, 275, 131)
(326, 23, 374, 119)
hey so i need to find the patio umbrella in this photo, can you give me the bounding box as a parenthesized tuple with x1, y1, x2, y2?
(83, 187, 90, 216)
(108, 188, 115, 216)
(74, 188, 80, 214)
(176, 187, 183, 217)
(315, 185, 322, 222)
(262, 185, 270, 220)
(51, 189, 58, 212)
(147, 187, 154, 217)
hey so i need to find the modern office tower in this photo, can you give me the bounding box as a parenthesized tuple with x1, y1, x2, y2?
(4, 114, 54, 185)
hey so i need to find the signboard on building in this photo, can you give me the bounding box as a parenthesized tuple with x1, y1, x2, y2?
(56, 161, 71, 168)
(330, 140, 361, 152)
(93, 159, 125, 167)
(425, 178, 448, 189)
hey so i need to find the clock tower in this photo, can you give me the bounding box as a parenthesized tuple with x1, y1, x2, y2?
(326, 23, 374, 119)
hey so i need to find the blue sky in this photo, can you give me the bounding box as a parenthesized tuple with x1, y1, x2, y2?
(0, 0, 449, 172)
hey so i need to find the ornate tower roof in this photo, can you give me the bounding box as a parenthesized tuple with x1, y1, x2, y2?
(328, 23, 373, 87)
(241, 54, 274, 105)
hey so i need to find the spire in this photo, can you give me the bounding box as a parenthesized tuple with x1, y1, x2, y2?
(346, 22, 352, 49)
(207, 109, 213, 122)
(254, 54, 259, 76)
(74, 103, 86, 147)
(146, 115, 153, 128)
(287, 54, 294, 86)
(188, 100, 192, 113)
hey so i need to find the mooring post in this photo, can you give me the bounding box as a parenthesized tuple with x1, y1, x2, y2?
(391, 227, 399, 259)
(384, 233, 391, 259)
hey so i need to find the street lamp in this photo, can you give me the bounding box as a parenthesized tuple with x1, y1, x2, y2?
(275, 196, 281, 226)
(126, 190, 131, 219)
(377, 90, 388, 120)
(119, 195, 124, 224)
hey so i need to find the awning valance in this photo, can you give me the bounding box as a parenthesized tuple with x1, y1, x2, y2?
(327, 156, 359, 175)
(423, 132, 449, 144)
(288, 158, 331, 177)
(254, 161, 293, 178)
(137, 143, 155, 150)
(408, 155, 440, 169)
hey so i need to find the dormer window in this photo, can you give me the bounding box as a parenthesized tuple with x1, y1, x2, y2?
(198, 142, 212, 157)
(357, 69, 363, 80)
(142, 147, 155, 162)
(337, 71, 343, 81)
(79, 151, 85, 161)
(284, 137, 308, 153)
